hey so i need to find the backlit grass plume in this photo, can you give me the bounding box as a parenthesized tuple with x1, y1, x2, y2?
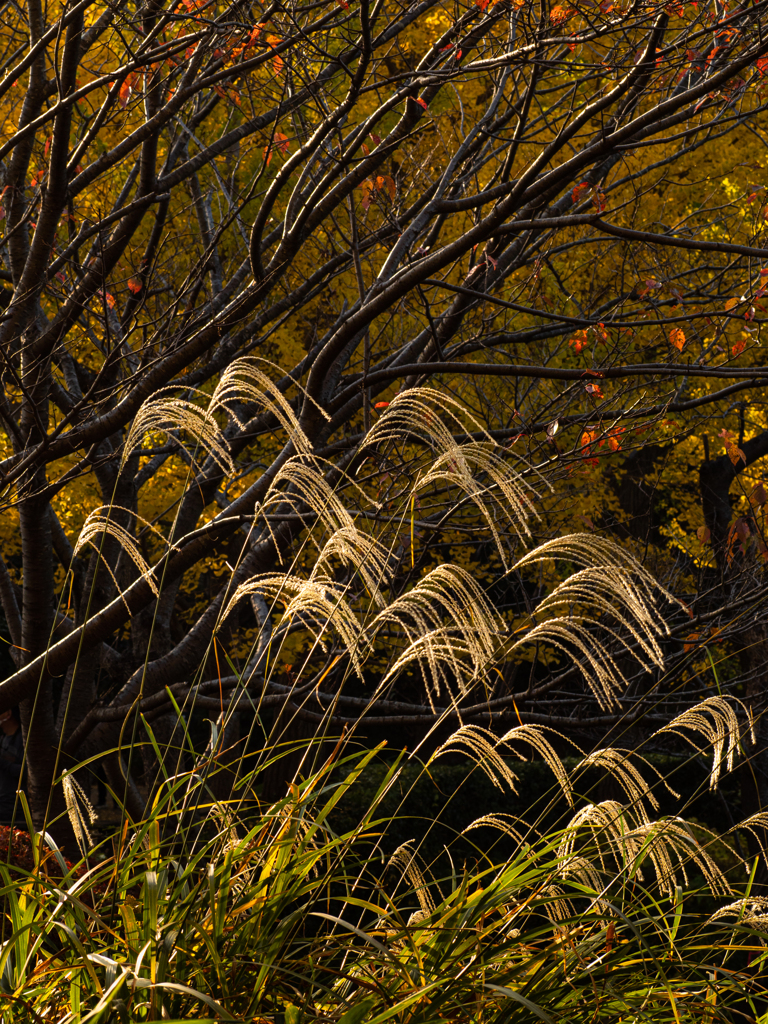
(653, 696, 756, 789)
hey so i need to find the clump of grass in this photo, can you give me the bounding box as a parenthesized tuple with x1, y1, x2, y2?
(0, 743, 765, 1024)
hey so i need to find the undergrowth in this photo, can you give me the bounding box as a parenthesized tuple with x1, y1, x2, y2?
(0, 744, 766, 1024)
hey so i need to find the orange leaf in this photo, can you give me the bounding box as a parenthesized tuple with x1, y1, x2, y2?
(571, 181, 590, 204)
(719, 428, 746, 466)
(550, 4, 573, 24)
(103, 291, 116, 310)
(415, 96, 428, 110)
(669, 327, 686, 351)
(607, 427, 624, 451)
(376, 175, 396, 201)
(683, 631, 701, 653)
(729, 445, 747, 466)
(569, 329, 588, 354)
(724, 297, 739, 311)
(593, 322, 608, 344)
(263, 132, 290, 165)
(732, 337, 747, 357)
(360, 176, 395, 209)
(584, 382, 604, 398)
(266, 34, 283, 74)
(127, 278, 142, 295)
(374, 401, 389, 409)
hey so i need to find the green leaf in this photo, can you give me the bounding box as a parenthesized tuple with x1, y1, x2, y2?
(339, 996, 377, 1024)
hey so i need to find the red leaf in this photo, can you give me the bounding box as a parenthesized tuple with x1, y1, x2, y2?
(128, 278, 143, 295)
(374, 401, 390, 409)
(118, 75, 134, 109)
(415, 96, 428, 110)
(359, 179, 373, 210)
(732, 337, 747, 357)
(571, 181, 590, 204)
(585, 383, 604, 398)
(750, 481, 768, 508)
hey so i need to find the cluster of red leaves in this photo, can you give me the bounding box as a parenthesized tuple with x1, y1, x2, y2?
(579, 425, 625, 464)
(0, 828, 84, 879)
(568, 322, 608, 354)
(725, 516, 768, 565)
(0, 827, 35, 873)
